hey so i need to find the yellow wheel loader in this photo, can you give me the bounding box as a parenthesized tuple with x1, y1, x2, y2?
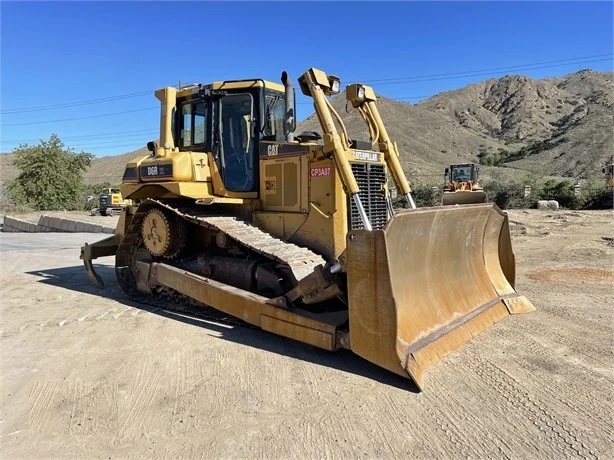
(98, 187, 133, 216)
(80, 67, 535, 391)
(441, 163, 488, 205)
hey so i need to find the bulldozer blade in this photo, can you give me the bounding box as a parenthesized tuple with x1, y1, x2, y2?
(345, 203, 535, 390)
(442, 190, 487, 206)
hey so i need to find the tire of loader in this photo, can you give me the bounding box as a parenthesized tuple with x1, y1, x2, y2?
(344, 203, 535, 390)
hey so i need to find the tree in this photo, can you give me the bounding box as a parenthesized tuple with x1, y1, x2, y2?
(6, 134, 94, 211)
(578, 178, 613, 209)
(0, 182, 13, 207)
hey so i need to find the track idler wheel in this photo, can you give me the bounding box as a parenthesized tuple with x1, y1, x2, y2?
(141, 208, 186, 258)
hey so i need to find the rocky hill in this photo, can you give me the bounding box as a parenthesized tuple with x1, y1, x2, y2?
(1, 69, 611, 188)
(414, 69, 613, 179)
(295, 69, 613, 185)
(82, 146, 150, 184)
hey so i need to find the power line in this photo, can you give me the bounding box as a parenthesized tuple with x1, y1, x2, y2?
(3, 53, 610, 115)
(0, 129, 158, 144)
(1, 137, 154, 151)
(63, 141, 147, 152)
(2, 54, 610, 129)
(296, 55, 612, 103)
(370, 59, 611, 87)
(61, 138, 152, 148)
(396, 95, 431, 99)
(357, 53, 613, 84)
(1, 107, 158, 127)
(0, 90, 153, 115)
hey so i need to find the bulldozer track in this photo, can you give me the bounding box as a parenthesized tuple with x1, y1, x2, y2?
(115, 199, 328, 326)
(153, 199, 328, 282)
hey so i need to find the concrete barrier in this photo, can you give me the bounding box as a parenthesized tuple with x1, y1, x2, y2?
(38, 216, 62, 232)
(548, 200, 560, 210)
(2, 214, 115, 233)
(537, 200, 560, 211)
(2, 216, 38, 232)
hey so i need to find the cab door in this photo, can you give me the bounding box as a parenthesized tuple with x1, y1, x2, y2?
(214, 93, 257, 193)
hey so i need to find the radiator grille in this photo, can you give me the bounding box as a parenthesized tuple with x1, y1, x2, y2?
(348, 162, 389, 230)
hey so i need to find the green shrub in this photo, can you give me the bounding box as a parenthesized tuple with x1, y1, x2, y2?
(6, 134, 94, 211)
(538, 179, 580, 209)
(392, 177, 611, 211)
(576, 178, 613, 209)
(393, 184, 441, 208)
(483, 181, 534, 209)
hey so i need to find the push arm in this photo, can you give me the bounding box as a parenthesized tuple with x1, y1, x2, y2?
(298, 68, 374, 229)
(346, 84, 416, 209)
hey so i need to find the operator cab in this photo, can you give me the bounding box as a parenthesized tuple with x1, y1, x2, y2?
(171, 80, 293, 193)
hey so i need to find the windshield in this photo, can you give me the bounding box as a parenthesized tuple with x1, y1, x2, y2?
(452, 165, 473, 182)
(217, 93, 255, 192)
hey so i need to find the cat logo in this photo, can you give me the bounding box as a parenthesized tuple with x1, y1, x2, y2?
(353, 150, 380, 162)
(267, 145, 279, 157)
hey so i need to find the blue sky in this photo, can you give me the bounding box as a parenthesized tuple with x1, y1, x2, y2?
(1, 1, 612, 157)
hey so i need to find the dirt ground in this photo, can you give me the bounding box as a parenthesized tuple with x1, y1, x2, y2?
(1, 209, 612, 459)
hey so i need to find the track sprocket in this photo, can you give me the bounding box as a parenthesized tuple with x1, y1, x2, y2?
(141, 208, 186, 258)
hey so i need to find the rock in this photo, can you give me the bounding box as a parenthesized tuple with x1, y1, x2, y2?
(537, 200, 559, 210)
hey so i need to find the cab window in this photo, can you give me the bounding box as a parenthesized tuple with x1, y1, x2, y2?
(262, 90, 286, 141)
(180, 100, 207, 148)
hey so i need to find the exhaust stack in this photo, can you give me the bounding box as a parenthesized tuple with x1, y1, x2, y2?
(154, 87, 177, 156)
(281, 71, 295, 142)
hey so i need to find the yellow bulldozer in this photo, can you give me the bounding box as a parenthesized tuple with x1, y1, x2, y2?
(441, 163, 488, 205)
(80, 67, 535, 391)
